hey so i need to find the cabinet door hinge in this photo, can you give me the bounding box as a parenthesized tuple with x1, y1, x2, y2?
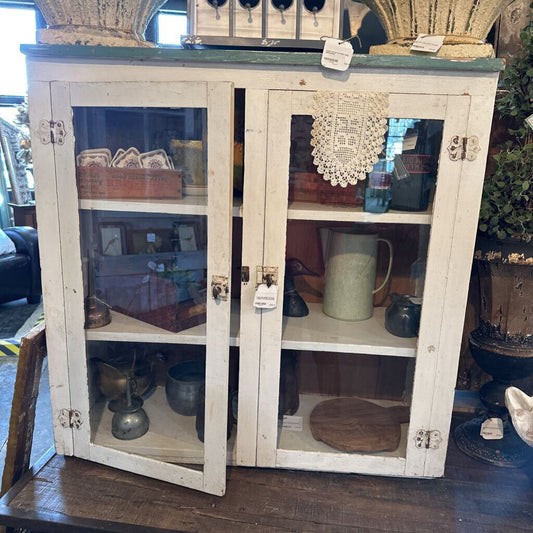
(58, 408, 83, 429)
(414, 429, 442, 449)
(38, 119, 66, 145)
(447, 135, 480, 161)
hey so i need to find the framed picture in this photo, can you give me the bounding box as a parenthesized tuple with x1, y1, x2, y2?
(100, 223, 126, 256)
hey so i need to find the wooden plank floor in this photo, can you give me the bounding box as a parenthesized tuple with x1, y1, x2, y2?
(1, 416, 532, 533)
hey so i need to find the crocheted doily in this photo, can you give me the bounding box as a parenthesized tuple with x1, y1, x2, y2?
(310, 91, 389, 187)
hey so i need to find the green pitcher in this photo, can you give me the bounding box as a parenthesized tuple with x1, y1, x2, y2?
(321, 228, 393, 321)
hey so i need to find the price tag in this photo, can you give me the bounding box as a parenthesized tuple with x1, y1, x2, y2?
(480, 417, 504, 440)
(526, 113, 533, 130)
(156, 263, 165, 272)
(403, 134, 418, 151)
(282, 415, 303, 431)
(146, 232, 156, 243)
(147, 261, 157, 271)
(410, 34, 445, 53)
(321, 38, 353, 71)
(253, 283, 278, 309)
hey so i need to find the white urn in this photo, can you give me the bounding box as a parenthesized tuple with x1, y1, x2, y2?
(35, 0, 168, 47)
(360, 0, 513, 57)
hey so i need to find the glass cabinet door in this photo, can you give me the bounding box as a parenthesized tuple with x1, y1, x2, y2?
(47, 81, 234, 495)
(256, 89, 470, 477)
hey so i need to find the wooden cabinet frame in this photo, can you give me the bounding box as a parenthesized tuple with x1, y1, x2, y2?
(25, 46, 501, 493)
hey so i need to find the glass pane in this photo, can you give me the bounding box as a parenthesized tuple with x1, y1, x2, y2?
(278, 112, 444, 458)
(74, 107, 207, 201)
(277, 351, 413, 457)
(80, 210, 207, 332)
(87, 340, 208, 467)
(288, 115, 444, 212)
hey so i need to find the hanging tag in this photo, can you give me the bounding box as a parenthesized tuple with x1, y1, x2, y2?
(526, 113, 533, 130)
(282, 415, 303, 431)
(402, 134, 418, 151)
(253, 283, 278, 309)
(410, 34, 445, 53)
(480, 417, 504, 440)
(321, 38, 353, 71)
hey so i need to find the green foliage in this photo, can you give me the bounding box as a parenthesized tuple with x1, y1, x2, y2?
(479, 10, 533, 242)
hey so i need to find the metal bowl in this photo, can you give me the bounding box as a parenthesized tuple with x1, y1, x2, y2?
(165, 360, 205, 416)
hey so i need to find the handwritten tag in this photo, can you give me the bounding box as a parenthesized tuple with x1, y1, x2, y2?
(253, 283, 278, 309)
(410, 34, 445, 53)
(526, 113, 533, 130)
(282, 415, 303, 431)
(480, 417, 504, 440)
(321, 38, 353, 71)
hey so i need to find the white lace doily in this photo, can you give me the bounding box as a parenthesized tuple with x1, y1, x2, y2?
(310, 91, 389, 187)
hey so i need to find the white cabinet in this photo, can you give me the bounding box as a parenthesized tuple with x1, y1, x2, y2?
(25, 46, 501, 494)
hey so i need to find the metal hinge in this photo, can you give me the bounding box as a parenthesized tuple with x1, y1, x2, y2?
(58, 408, 82, 429)
(414, 429, 442, 449)
(38, 119, 66, 145)
(447, 135, 480, 161)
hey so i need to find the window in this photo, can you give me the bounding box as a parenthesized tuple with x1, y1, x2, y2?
(0, 6, 36, 100)
(157, 11, 188, 46)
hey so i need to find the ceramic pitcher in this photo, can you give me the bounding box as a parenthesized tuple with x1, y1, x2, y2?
(321, 228, 393, 321)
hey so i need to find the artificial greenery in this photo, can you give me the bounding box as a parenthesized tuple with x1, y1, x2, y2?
(478, 12, 533, 243)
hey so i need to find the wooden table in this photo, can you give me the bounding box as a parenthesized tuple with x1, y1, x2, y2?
(1, 416, 532, 533)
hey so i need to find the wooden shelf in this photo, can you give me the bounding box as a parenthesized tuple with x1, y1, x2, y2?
(287, 202, 433, 224)
(86, 302, 240, 346)
(79, 197, 208, 215)
(277, 393, 408, 459)
(281, 304, 417, 357)
(91, 386, 237, 465)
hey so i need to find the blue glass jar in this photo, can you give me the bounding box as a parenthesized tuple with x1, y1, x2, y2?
(364, 160, 392, 213)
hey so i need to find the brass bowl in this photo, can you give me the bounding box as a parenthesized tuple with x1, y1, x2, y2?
(95, 359, 154, 409)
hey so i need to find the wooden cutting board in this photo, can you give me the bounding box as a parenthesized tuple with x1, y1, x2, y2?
(310, 398, 410, 453)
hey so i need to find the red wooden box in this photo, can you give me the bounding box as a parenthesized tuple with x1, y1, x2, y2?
(77, 167, 183, 200)
(289, 172, 363, 207)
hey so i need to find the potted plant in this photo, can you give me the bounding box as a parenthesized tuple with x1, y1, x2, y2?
(454, 15, 533, 467)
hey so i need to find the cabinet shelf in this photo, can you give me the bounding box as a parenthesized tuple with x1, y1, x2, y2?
(79, 197, 208, 215)
(91, 386, 237, 465)
(287, 202, 433, 224)
(281, 304, 417, 357)
(277, 393, 408, 459)
(86, 303, 241, 346)
(80, 197, 243, 217)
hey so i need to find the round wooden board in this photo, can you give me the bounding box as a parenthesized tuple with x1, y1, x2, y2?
(310, 398, 402, 453)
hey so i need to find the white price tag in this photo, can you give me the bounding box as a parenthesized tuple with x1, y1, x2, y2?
(403, 134, 418, 151)
(282, 415, 303, 431)
(146, 232, 156, 243)
(321, 38, 353, 71)
(526, 113, 533, 130)
(480, 417, 504, 440)
(156, 263, 165, 272)
(410, 34, 445, 53)
(253, 283, 278, 309)
(147, 261, 157, 271)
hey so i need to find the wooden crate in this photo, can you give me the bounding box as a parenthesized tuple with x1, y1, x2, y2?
(77, 167, 183, 200)
(289, 172, 363, 206)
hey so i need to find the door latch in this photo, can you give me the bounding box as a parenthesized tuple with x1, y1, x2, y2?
(256, 266, 278, 287)
(211, 275, 229, 300)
